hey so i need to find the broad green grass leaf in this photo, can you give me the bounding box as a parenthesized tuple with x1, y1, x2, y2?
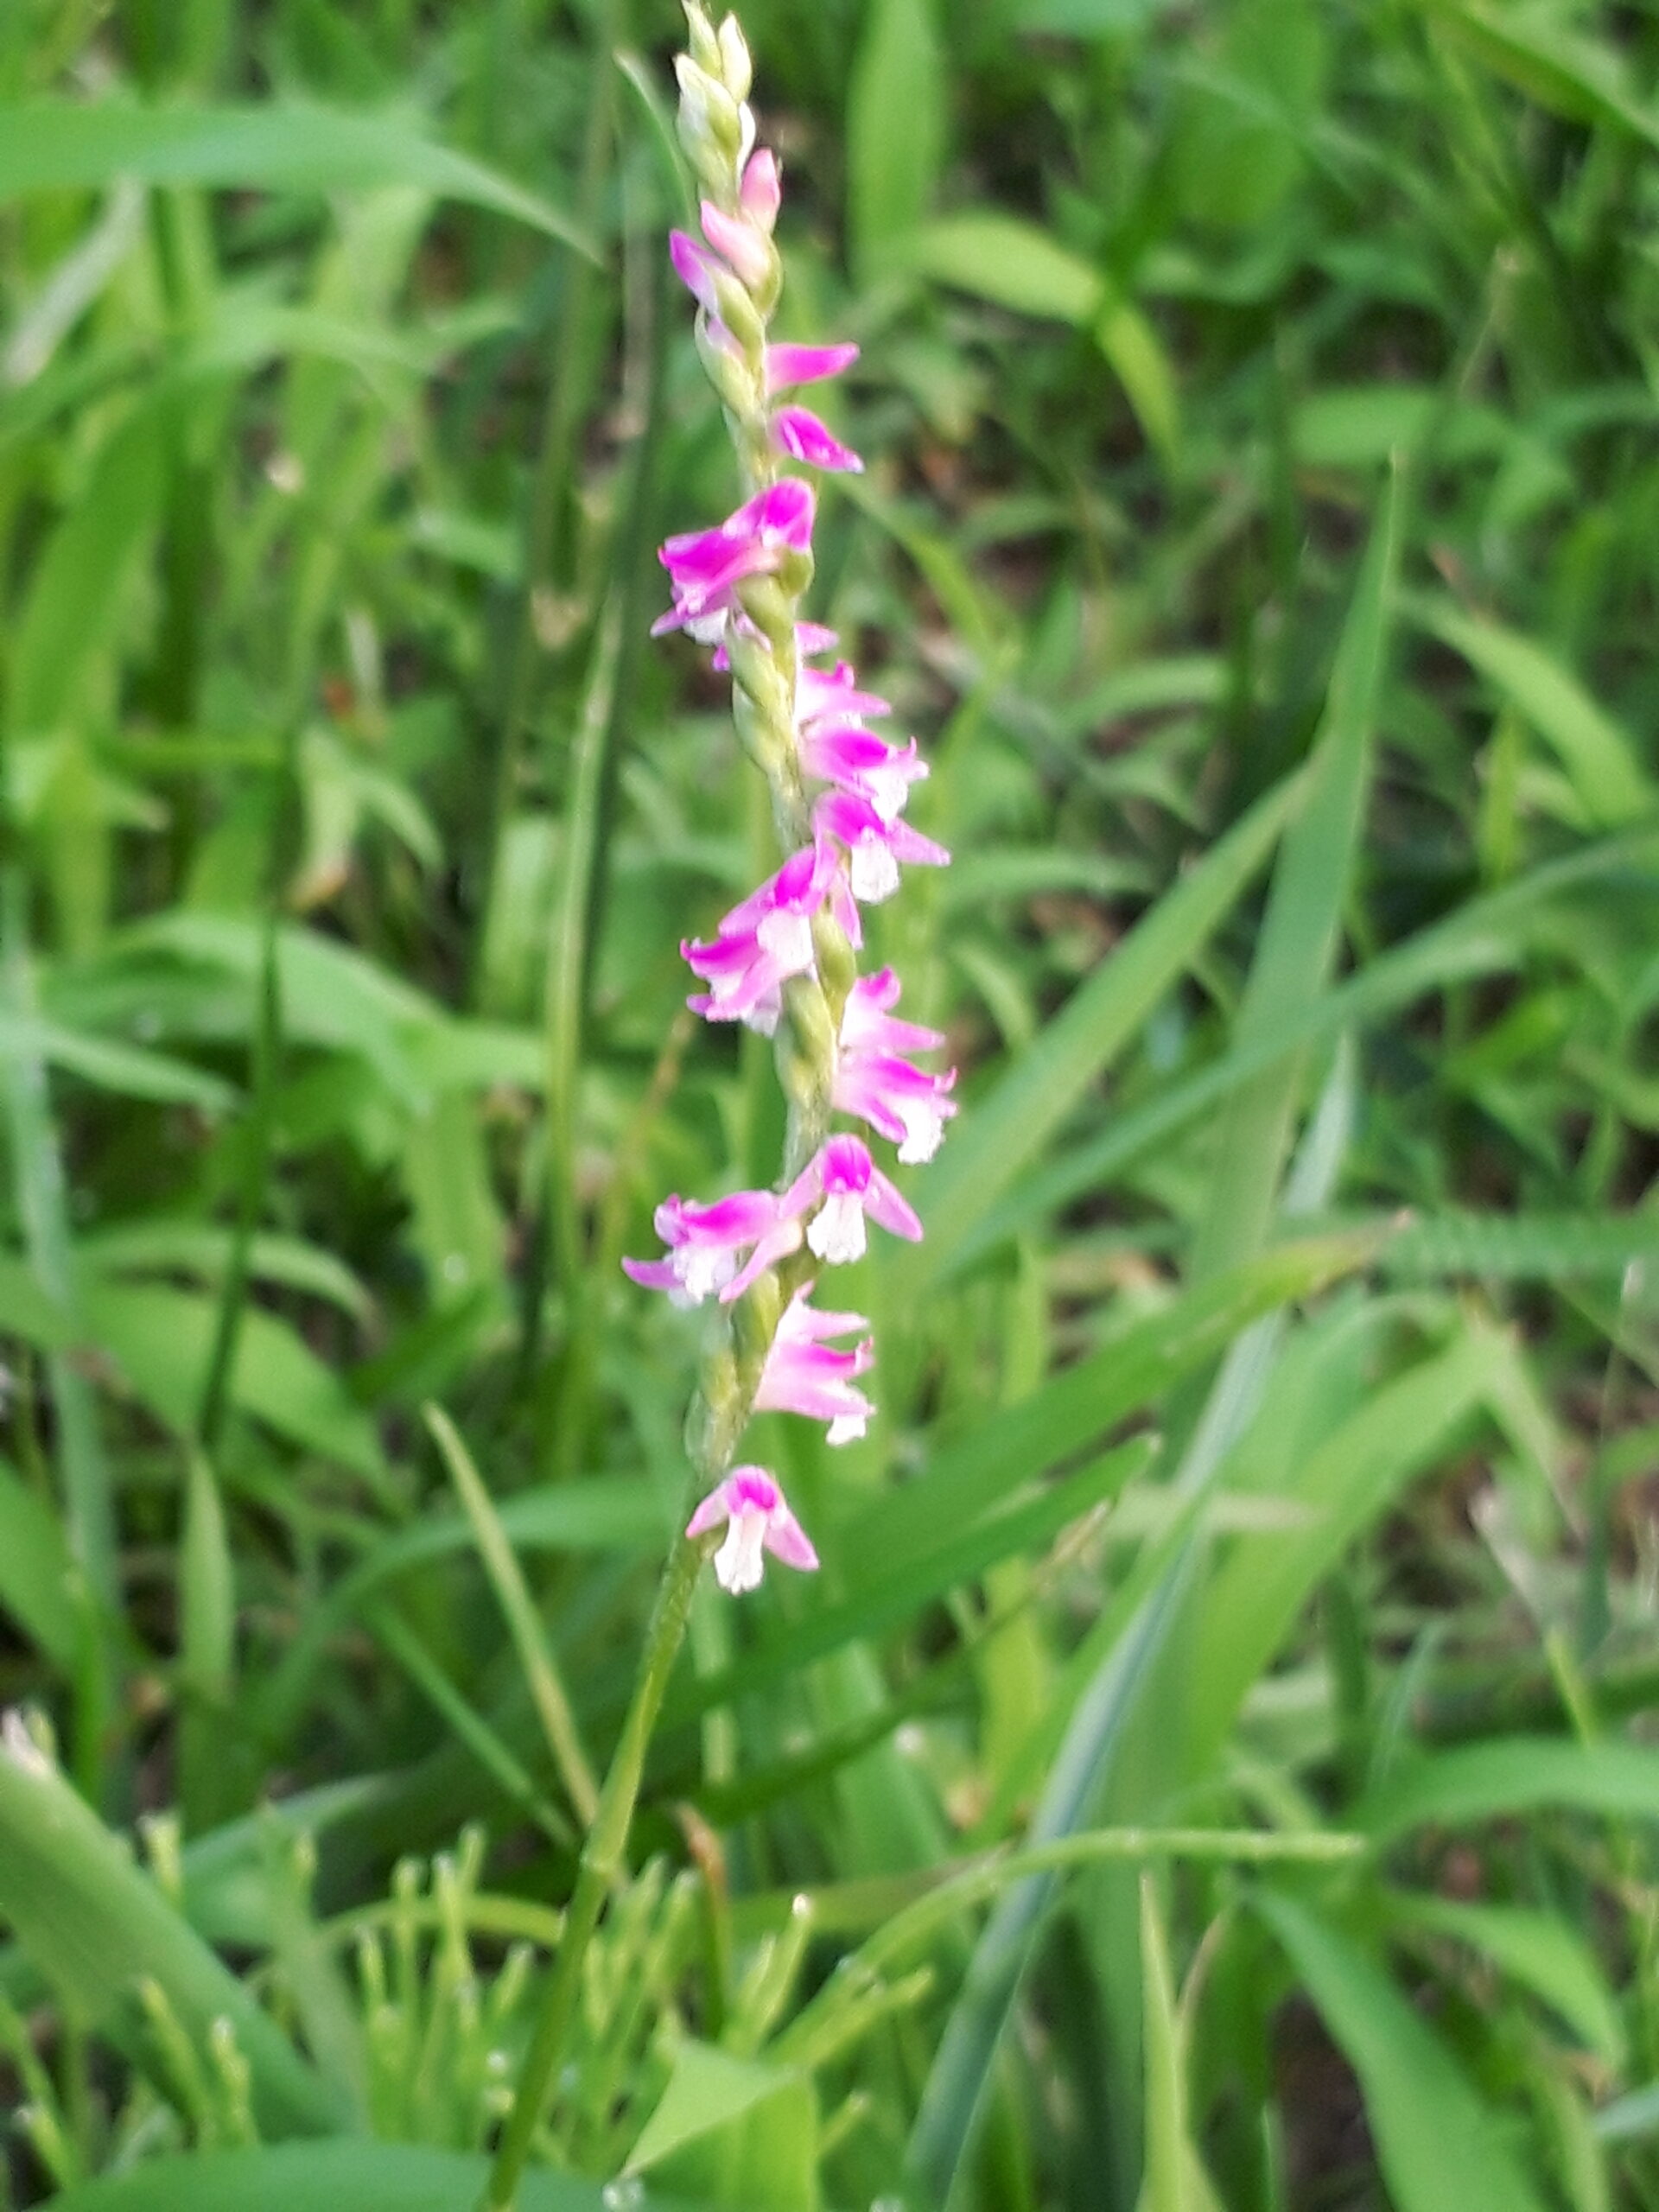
(904, 213, 1180, 459)
(0, 101, 595, 251)
(848, 0, 944, 279)
(1187, 1325, 1499, 1769)
(10, 408, 163, 738)
(1387, 1893, 1625, 2064)
(0, 1255, 73, 1351)
(1095, 296, 1181, 466)
(874, 1234, 1373, 1565)
(1422, 0, 1659, 145)
(1415, 600, 1653, 827)
(1358, 1738, 1659, 1840)
(903, 770, 1302, 1288)
(1193, 474, 1399, 1281)
(627, 2040, 813, 2188)
(1256, 1891, 1549, 2212)
(0, 1012, 232, 1109)
(42, 2141, 678, 2210)
(82, 1281, 386, 1478)
(1168, 0, 1327, 228)
(0, 1459, 79, 1665)
(79, 1221, 373, 1323)
(907, 213, 1101, 323)
(0, 1728, 340, 2139)
(969, 826, 1659, 1262)
(1294, 385, 1510, 469)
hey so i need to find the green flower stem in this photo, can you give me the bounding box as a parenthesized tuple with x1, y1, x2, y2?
(478, 1525, 713, 2212)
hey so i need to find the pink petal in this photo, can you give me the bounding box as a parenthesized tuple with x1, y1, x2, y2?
(621, 1255, 681, 1291)
(820, 1135, 874, 1197)
(720, 1215, 806, 1301)
(864, 1164, 925, 1241)
(767, 341, 859, 391)
(741, 149, 782, 231)
(773, 404, 863, 474)
(764, 1510, 819, 1572)
(700, 199, 772, 290)
(669, 231, 722, 316)
(727, 1466, 783, 1514)
(677, 1189, 780, 1246)
(686, 1485, 734, 1537)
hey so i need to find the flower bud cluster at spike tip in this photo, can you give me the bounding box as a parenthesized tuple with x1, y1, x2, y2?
(629, 5, 957, 1595)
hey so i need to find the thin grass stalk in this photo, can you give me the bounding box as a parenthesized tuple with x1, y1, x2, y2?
(0, 874, 117, 1806)
(196, 912, 281, 1451)
(476, 1526, 711, 2212)
(481, 0, 631, 968)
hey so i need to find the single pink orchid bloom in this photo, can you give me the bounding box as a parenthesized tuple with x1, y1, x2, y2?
(773, 404, 863, 474)
(782, 1134, 923, 1264)
(834, 968, 958, 1164)
(754, 1287, 876, 1442)
(687, 1466, 818, 1593)
(814, 790, 950, 905)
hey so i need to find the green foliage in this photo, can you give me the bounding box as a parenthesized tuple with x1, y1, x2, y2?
(0, 0, 1656, 2207)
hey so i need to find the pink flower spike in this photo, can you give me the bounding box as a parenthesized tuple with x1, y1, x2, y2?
(782, 1134, 925, 1264)
(797, 621, 839, 658)
(687, 1466, 818, 1594)
(767, 341, 860, 391)
(700, 199, 772, 290)
(773, 404, 864, 474)
(740, 149, 782, 232)
(814, 791, 950, 904)
(800, 722, 927, 823)
(669, 230, 722, 317)
(754, 1287, 876, 1442)
(623, 1189, 800, 1307)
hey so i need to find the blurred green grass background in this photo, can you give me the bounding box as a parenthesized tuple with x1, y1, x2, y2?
(2, 0, 1659, 2207)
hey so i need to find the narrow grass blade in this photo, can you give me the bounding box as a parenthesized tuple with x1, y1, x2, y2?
(178, 1448, 235, 1836)
(1255, 1890, 1549, 2212)
(0, 101, 597, 252)
(365, 1603, 573, 1848)
(40, 2140, 636, 2211)
(1193, 471, 1400, 1281)
(1357, 1738, 1659, 1840)
(423, 1404, 598, 1824)
(903, 768, 1303, 1291)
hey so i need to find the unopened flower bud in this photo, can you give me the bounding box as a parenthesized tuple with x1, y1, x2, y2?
(682, 0, 721, 76)
(727, 626, 793, 727)
(695, 320, 762, 415)
(675, 55, 744, 173)
(717, 14, 753, 99)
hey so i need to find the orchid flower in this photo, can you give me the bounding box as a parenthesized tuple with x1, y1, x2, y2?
(834, 968, 958, 1163)
(686, 1466, 818, 1593)
(814, 790, 950, 905)
(653, 479, 816, 641)
(783, 1134, 923, 1262)
(753, 1288, 876, 1444)
(623, 1190, 798, 1306)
